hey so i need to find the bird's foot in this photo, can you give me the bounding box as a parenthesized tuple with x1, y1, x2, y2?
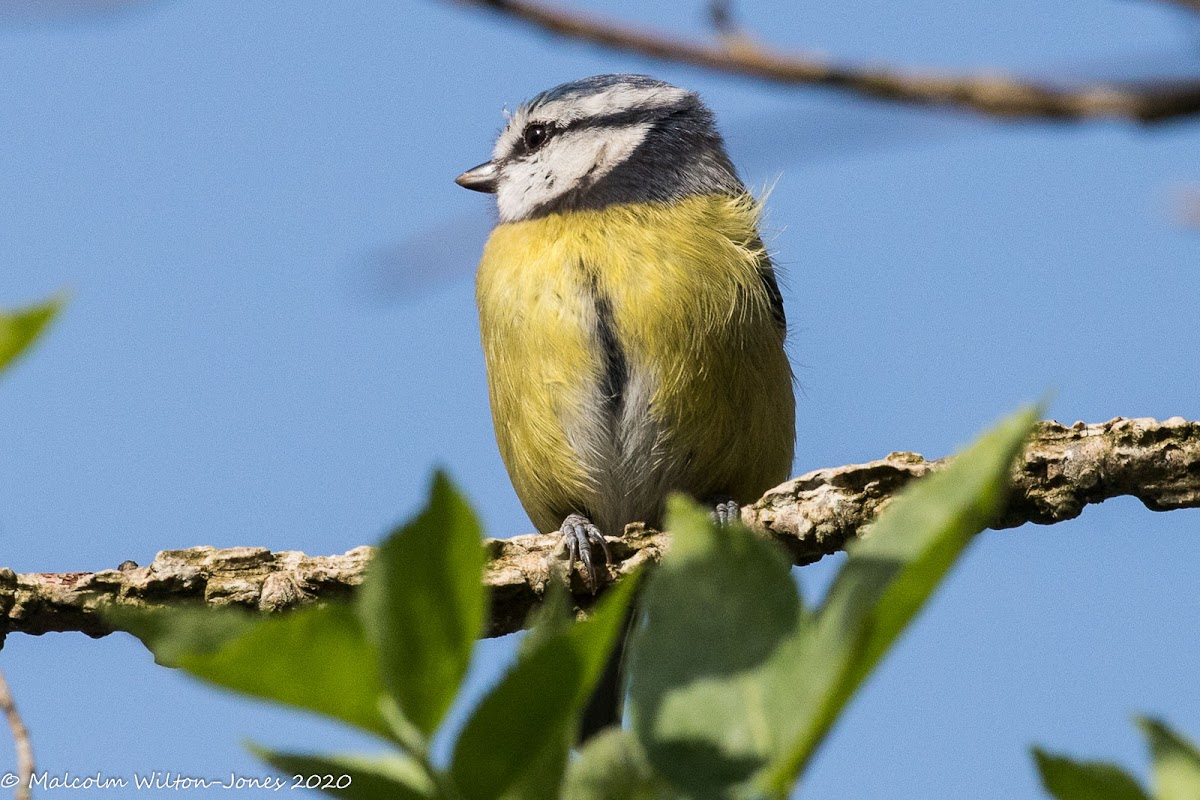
(559, 513, 612, 594)
(711, 499, 741, 527)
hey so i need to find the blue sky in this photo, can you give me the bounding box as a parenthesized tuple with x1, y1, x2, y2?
(1, 0, 1198, 797)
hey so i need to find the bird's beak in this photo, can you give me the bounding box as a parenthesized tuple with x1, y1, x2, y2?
(455, 161, 499, 193)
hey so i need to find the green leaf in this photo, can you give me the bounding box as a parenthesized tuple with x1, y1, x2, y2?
(518, 583, 575, 659)
(0, 295, 63, 375)
(252, 747, 435, 800)
(568, 582, 640, 701)
(497, 725, 571, 800)
(357, 471, 487, 736)
(492, 587, 578, 800)
(450, 572, 640, 800)
(1138, 717, 1200, 800)
(758, 407, 1038, 793)
(107, 605, 258, 666)
(563, 729, 685, 800)
(626, 497, 800, 799)
(117, 603, 391, 739)
(1032, 748, 1151, 800)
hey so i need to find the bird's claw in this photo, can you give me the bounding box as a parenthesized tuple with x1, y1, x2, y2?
(711, 499, 741, 527)
(560, 513, 612, 594)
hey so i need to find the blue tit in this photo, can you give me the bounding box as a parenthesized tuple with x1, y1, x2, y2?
(457, 74, 795, 589)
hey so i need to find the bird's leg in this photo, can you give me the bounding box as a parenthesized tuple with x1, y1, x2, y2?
(710, 498, 741, 527)
(559, 513, 612, 594)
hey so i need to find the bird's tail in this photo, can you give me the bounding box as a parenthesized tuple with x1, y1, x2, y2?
(578, 603, 637, 742)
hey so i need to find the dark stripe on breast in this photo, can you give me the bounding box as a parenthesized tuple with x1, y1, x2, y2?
(751, 238, 787, 335)
(586, 268, 628, 419)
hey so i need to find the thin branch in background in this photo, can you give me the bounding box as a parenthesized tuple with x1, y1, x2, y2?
(0, 669, 33, 800)
(449, 0, 1200, 122)
(1175, 186, 1200, 226)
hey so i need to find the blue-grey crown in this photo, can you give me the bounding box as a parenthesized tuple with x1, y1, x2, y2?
(526, 74, 680, 110)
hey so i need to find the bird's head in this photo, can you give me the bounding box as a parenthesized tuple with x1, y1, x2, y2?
(456, 74, 743, 223)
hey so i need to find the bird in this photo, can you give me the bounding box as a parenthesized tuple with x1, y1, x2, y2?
(456, 74, 795, 733)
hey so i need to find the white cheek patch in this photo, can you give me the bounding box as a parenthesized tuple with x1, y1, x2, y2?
(495, 123, 650, 223)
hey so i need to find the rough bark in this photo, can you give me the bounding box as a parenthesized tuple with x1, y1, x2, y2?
(1, 417, 1197, 643)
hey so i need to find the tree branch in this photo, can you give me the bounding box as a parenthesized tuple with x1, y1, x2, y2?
(447, 0, 1200, 122)
(1, 417, 1196, 642)
(0, 668, 34, 800)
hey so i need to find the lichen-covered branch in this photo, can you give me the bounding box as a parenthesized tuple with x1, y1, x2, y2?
(448, 0, 1200, 122)
(746, 416, 1200, 564)
(1, 417, 1197, 643)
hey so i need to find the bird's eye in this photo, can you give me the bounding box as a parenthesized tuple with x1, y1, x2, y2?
(521, 123, 553, 151)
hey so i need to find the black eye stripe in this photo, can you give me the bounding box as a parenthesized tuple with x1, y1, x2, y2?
(572, 107, 670, 129)
(525, 106, 682, 138)
(511, 103, 691, 161)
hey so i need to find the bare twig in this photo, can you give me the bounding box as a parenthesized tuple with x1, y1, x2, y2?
(1175, 186, 1200, 227)
(0, 669, 33, 800)
(0, 417, 1197, 640)
(707, 0, 734, 36)
(448, 0, 1200, 122)
(705, 0, 761, 58)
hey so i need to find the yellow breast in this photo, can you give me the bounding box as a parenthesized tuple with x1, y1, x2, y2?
(476, 194, 795, 534)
